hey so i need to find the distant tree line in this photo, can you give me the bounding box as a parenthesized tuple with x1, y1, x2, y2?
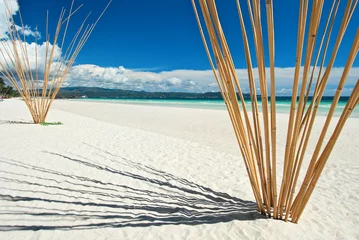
(0, 82, 347, 101)
(55, 87, 227, 99)
(55, 87, 345, 101)
(0, 77, 18, 98)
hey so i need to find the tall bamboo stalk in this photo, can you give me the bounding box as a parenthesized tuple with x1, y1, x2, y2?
(192, 0, 358, 223)
(0, 0, 111, 123)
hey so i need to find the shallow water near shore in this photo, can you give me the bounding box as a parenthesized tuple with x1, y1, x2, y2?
(73, 98, 359, 118)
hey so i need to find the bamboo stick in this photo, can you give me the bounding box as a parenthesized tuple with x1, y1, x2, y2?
(192, 0, 358, 223)
(290, 0, 357, 218)
(293, 80, 359, 222)
(192, 2, 263, 211)
(282, 0, 324, 221)
(278, 0, 309, 219)
(291, 27, 359, 220)
(264, 0, 278, 218)
(235, 0, 267, 214)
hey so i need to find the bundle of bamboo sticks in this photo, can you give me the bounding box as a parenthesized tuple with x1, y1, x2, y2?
(0, 0, 111, 123)
(192, 0, 359, 222)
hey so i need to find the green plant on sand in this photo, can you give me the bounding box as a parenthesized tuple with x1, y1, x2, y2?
(39, 122, 63, 126)
(192, 0, 359, 223)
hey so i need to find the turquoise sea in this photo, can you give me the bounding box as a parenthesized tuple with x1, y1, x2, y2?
(74, 98, 359, 118)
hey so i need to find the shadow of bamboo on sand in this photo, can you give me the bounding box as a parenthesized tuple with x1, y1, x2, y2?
(0, 145, 263, 231)
(0, 120, 33, 125)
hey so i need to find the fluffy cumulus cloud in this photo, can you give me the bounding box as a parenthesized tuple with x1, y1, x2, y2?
(0, 41, 61, 70)
(14, 25, 41, 38)
(0, 0, 19, 38)
(63, 64, 359, 95)
(0, 0, 63, 85)
(0, 40, 62, 89)
(63, 65, 210, 92)
(0, 0, 40, 39)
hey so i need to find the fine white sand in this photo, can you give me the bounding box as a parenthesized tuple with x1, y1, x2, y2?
(0, 98, 358, 240)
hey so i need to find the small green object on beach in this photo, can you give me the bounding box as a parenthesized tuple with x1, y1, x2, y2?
(39, 122, 63, 126)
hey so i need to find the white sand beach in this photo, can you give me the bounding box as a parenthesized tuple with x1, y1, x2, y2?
(0, 99, 358, 240)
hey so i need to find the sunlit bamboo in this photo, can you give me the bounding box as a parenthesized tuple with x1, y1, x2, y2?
(0, 0, 111, 123)
(192, 0, 358, 222)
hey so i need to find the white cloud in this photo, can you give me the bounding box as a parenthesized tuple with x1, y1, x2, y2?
(0, 0, 18, 38)
(0, 40, 62, 73)
(0, 1, 66, 85)
(1, 39, 357, 95)
(63, 64, 359, 95)
(15, 25, 41, 38)
(207, 82, 218, 87)
(167, 77, 182, 86)
(0, 0, 40, 39)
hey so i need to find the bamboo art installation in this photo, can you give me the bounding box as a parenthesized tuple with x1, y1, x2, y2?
(0, 0, 111, 123)
(191, 0, 359, 223)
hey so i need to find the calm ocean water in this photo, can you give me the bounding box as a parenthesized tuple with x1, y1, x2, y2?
(74, 98, 359, 118)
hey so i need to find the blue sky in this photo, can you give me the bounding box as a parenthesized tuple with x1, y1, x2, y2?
(2, 0, 359, 94)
